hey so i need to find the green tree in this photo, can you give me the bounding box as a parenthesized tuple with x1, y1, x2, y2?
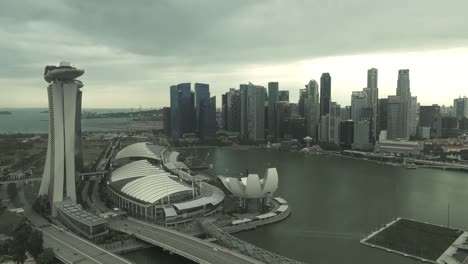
(7, 183, 18, 200)
(27, 230, 43, 259)
(10, 219, 45, 264)
(36, 248, 55, 264)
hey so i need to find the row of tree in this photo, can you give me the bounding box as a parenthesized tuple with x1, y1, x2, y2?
(2, 219, 55, 264)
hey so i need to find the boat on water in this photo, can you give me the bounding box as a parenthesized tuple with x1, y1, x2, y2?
(0, 111, 12, 115)
(405, 164, 418, 169)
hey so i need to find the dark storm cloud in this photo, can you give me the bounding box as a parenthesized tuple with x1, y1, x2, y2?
(1, 0, 468, 106)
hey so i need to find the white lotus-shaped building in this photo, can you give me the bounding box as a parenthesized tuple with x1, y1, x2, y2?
(218, 168, 278, 198)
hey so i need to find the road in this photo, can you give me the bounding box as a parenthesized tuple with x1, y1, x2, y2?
(42, 225, 133, 264)
(17, 187, 133, 264)
(0, 177, 41, 185)
(109, 218, 264, 264)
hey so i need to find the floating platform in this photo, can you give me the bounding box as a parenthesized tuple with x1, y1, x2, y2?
(361, 218, 464, 263)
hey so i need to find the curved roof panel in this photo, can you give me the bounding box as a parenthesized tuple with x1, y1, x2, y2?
(115, 142, 164, 161)
(218, 168, 278, 198)
(121, 174, 192, 204)
(110, 159, 192, 204)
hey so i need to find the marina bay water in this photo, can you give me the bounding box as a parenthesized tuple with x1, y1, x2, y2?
(126, 148, 468, 264)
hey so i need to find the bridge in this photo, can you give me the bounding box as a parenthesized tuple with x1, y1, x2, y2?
(41, 224, 133, 264)
(108, 217, 264, 264)
(200, 220, 303, 264)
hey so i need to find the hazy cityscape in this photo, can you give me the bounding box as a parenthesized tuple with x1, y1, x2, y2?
(2, 1, 468, 264)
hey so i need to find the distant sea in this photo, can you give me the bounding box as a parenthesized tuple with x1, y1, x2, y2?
(0, 108, 133, 134)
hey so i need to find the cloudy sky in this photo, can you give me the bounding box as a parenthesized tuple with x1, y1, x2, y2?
(1, 0, 468, 109)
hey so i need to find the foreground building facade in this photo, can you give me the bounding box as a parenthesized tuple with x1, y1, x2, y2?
(39, 62, 84, 216)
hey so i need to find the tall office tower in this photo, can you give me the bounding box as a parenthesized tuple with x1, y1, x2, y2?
(278, 90, 289, 102)
(162, 107, 171, 137)
(409, 96, 418, 137)
(378, 98, 388, 138)
(170, 85, 181, 140)
(199, 96, 216, 140)
(339, 120, 354, 149)
(305, 80, 320, 139)
(298, 89, 307, 117)
(351, 91, 367, 121)
(329, 102, 341, 143)
(319, 115, 330, 141)
(320, 73, 331, 118)
(240, 84, 249, 140)
(340, 106, 351, 120)
(268, 82, 279, 140)
(221, 93, 228, 130)
(367, 68, 378, 142)
(396, 69, 411, 139)
(419, 105, 442, 138)
(194, 83, 210, 131)
(441, 105, 455, 117)
(170, 83, 194, 141)
(243, 83, 266, 142)
(39, 62, 84, 216)
(276, 101, 291, 139)
(386, 96, 402, 140)
(227, 88, 241, 132)
(352, 121, 371, 150)
(454, 97, 468, 120)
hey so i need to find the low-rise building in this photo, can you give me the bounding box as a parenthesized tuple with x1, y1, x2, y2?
(375, 140, 423, 156)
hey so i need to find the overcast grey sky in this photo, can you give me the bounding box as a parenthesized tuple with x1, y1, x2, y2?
(1, 0, 468, 109)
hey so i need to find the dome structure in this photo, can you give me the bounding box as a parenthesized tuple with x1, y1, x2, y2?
(218, 168, 278, 199)
(115, 142, 164, 161)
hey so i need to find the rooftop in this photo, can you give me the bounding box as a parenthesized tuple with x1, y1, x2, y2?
(56, 200, 106, 227)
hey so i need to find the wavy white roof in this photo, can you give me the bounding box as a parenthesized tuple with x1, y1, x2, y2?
(218, 168, 278, 199)
(115, 142, 164, 161)
(111, 160, 168, 182)
(111, 160, 192, 204)
(172, 183, 224, 210)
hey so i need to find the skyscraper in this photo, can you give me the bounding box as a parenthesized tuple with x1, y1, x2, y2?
(387, 96, 402, 140)
(170, 83, 195, 141)
(352, 121, 371, 150)
(39, 62, 84, 216)
(268, 82, 279, 140)
(396, 69, 411, 139)
(329, 102, 341, 144)
(409, 96, 418, 137)
(278, 90, 289, 102)
(241, 83, 265, 142)
(320, 73, 331, 118)
(305, 80, 320, 139)
(454, 97, 468, 120)
(226, 88, 241, 132)
(199, 96, 217, 140)
(221, 93, 228, 130)
(378, 98, 388, 137)
(419, 105, 442, 138)
(240, 84, 249, 140)
(351, 91, 367, 121)
(367, 68, 378, 142)
(194, 83, 210, 131)
(298, 89, 307, 118)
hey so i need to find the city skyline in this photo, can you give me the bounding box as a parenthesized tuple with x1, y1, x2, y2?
(1, 1, 468, 108)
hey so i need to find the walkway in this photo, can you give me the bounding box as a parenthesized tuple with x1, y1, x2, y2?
(108, 217, 264, 264)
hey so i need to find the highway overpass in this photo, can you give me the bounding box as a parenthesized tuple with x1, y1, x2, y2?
(42, 224, 133, 264)
(109, 217, 264, 264)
